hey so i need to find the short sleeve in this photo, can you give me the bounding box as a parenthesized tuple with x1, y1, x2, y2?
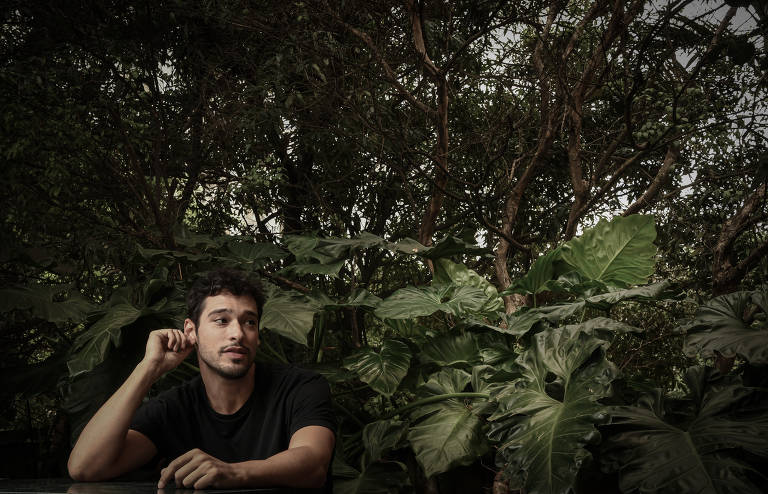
(130, 397, 166, 451)
(287, 372, 336, 437)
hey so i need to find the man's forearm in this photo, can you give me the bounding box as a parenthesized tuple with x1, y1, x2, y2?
(158, 426, 335, 490)
(236, 445, 329, 489)
(159, 445, 330, 490)
(67, 361, 159, 481)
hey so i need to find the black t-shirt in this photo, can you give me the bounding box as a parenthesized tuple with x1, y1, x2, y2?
(130, 362, 336, 491)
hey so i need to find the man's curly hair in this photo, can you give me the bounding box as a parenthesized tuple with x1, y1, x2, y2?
(186, 269, 266, 327)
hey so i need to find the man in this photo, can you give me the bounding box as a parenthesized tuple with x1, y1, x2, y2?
(67, 269, 336, 491)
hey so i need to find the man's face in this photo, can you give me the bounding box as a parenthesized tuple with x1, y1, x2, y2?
(185, 291, 261, 380)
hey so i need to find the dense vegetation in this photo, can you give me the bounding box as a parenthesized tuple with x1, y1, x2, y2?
(1, 1, 767, 492)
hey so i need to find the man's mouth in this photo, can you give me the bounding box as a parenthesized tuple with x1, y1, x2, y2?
(221, 346, 249, 356)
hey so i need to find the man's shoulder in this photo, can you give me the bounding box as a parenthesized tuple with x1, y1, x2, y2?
(255, 361, 326, 382)
(150, 375, 204, 404)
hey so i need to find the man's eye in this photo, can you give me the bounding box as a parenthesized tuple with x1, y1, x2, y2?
(215, 318, 228, 324)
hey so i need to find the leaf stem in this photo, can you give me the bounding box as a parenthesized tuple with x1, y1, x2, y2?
(384, 392, 489, 418)
(332, 399, 365, 428)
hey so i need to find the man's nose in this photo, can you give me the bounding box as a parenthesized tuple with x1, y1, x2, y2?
(227, 320, 245, 341)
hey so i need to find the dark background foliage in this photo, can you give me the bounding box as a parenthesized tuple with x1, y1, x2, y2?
(1, 0, 767, 492)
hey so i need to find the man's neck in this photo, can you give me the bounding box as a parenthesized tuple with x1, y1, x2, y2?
(200, 365, 256, 415)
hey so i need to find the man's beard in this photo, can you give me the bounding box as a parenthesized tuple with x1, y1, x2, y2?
(198, 346, 254, 379)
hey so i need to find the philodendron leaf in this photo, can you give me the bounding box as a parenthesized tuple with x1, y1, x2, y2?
(375, 284, 493, 320)
(283, 232, 386, 264)
(420, 332, 479, 367)
(280, 260, 346, 277)
(260, 291, 318, 346)
(684, 289, 768, 364)
(344, 339, 412, 396)
(603, 366, 768, 494)
(504, 248, 562, 296)
(560, 214, 656, 287)
(0, 284, 93, 324)
(500, 300, 586, 336)
(361, 419, 408, 469)
(421, 235, 493, 259)
(499, 281, 671, 337)
(435, 259, 503, 313)
(441, 285, 495, 316)
(374, 286, 448, 319)
(407, 368, 489, 478)
(67, 303, 144, 377)
(488, 325, 616, 494)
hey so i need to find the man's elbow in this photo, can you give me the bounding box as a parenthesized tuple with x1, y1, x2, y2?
(301, 464, 329, 489)
(67, 456, 104, 482)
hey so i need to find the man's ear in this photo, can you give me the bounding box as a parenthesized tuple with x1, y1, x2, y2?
(183, 318, 197, 345)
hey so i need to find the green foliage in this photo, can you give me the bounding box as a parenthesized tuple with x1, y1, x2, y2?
(2, 0, 767, 483)
(344, 339, 412, 397)
(260, 288, 319, 345)
(559, 215, 657, 288)
(407, 369, 489, 478)
(0, 285, 93, 324)
(488, 325, 616, 494)
(603, 367, 768, 494)
(683, 288, 768, 364)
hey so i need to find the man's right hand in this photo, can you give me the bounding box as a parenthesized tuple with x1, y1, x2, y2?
(142, 329, 195, 378)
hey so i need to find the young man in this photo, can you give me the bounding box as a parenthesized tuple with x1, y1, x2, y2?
(67, 269, 336, 491)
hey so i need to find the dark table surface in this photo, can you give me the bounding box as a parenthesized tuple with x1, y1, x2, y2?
(0, 479, 287, 494)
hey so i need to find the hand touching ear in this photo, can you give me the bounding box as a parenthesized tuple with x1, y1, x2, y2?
(143, 329, 194, 378)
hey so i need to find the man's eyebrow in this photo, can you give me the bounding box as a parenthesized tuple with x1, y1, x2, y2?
(206, 308, 259, 318)
(207, 308, 233, 317)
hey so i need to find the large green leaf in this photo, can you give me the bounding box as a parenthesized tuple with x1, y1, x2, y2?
(0, 284, 93, 324)
(422, 235, 493, 259)
(407, 368, 489, 478)
(504, 248, 563, 296)
(374, 286, 447, 319)
(500, 281, 671, 337)
(361, 419, 408, 468)
(260, 291, 318, 346)
(488, 325, 616, 494)
(435, 259, 503, 313)
(603, 367, 768, 494)
(441, 285, 495, 316)
(420, 332, 479, 367)
(375, 284, 492, 320)
(559, 215, 656, 287)
(136, 245, 211, 262)
(385, 235, 491, 259)
(344, 339, 412, 396)
(280, 260, 346, 277)
(683, 289, 768, 364)
(283, 232, 386, 263)
(67, 303, 144, 377)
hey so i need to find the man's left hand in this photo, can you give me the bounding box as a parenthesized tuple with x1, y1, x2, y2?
(158, 448, 241, 489)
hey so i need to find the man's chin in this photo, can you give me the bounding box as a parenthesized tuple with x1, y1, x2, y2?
(211, 362, 253, 380)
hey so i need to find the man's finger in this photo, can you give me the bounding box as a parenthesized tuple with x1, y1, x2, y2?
(193, 471, 215, 490)
(157, 450, 193, 488)
(174, 454, 204, 487)
(182, 463, 211, 488)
